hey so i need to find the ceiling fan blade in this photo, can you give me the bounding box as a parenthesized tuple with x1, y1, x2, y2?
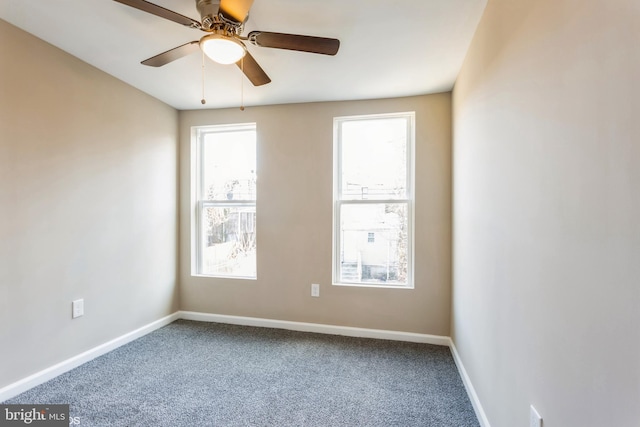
(236, 51, 271, 86)
(141, 41, 201, 67)
(248, 31, 340, 56)
(114, 0, 202, 30)
(219, 0, 254, 23)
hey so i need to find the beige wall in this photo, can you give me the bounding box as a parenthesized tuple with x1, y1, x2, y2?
(179, 94, 452, 335)
(452, 1, 640, 426)
(0, 20, 179, 389)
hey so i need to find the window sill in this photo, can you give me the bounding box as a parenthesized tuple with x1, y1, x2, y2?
(191, 274, 257, 281)
(332, 282, 414, 290)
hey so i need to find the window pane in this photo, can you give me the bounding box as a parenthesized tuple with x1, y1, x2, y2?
(202, 206, 256, 278)
(340, 118, 407, 200)
(203, 130, 256, 201)
(339, 203, 408, 285)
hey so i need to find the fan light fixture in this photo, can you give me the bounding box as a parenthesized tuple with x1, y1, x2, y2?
(200, 34, 246, 65)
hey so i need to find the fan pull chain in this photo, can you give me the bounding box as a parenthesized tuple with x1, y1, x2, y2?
(201, 51, 206, 105)
(240, 57, 245, 111)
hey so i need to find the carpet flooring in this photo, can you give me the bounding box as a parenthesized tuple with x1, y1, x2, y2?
(5, 320, 479, 426)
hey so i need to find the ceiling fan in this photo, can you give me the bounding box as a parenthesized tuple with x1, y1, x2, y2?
(114, 0, 341, 86)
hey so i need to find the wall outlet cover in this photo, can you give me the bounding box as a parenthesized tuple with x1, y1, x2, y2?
(72, 299, 84, 319)
(530, 405, 542, 427)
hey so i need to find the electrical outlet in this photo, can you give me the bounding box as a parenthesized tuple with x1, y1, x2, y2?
(530, 405, 542, 427)
(311, 283, 320, 297)
(72, 299, 84, 319)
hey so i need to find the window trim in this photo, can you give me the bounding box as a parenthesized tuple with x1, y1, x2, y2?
(191, 123, 257, 279)
(332, 112, 415, 289)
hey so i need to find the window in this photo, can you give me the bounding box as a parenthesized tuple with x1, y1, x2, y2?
(193, 124, 256, 278)
(333, 112, 414, 287)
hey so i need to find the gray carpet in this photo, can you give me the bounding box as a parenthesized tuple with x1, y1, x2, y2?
(5, 320, 479, 426)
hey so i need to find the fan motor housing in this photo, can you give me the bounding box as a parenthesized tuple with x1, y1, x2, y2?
(196, 0, 220, 30)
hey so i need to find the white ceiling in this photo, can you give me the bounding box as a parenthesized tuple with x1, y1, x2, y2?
(0, 0, 487, 110)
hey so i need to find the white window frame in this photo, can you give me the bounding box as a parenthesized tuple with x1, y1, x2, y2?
(191, 123, 257, 279)
(332, 112, 415, 289)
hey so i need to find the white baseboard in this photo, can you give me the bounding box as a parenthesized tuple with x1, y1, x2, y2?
(449, 339, 491, 427)
(179, 311, 450, 346)
(0, 312, 180, 402)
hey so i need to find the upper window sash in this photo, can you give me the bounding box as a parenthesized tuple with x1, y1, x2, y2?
(335, 113, 414, 202)
(195, 124, 257, 202)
